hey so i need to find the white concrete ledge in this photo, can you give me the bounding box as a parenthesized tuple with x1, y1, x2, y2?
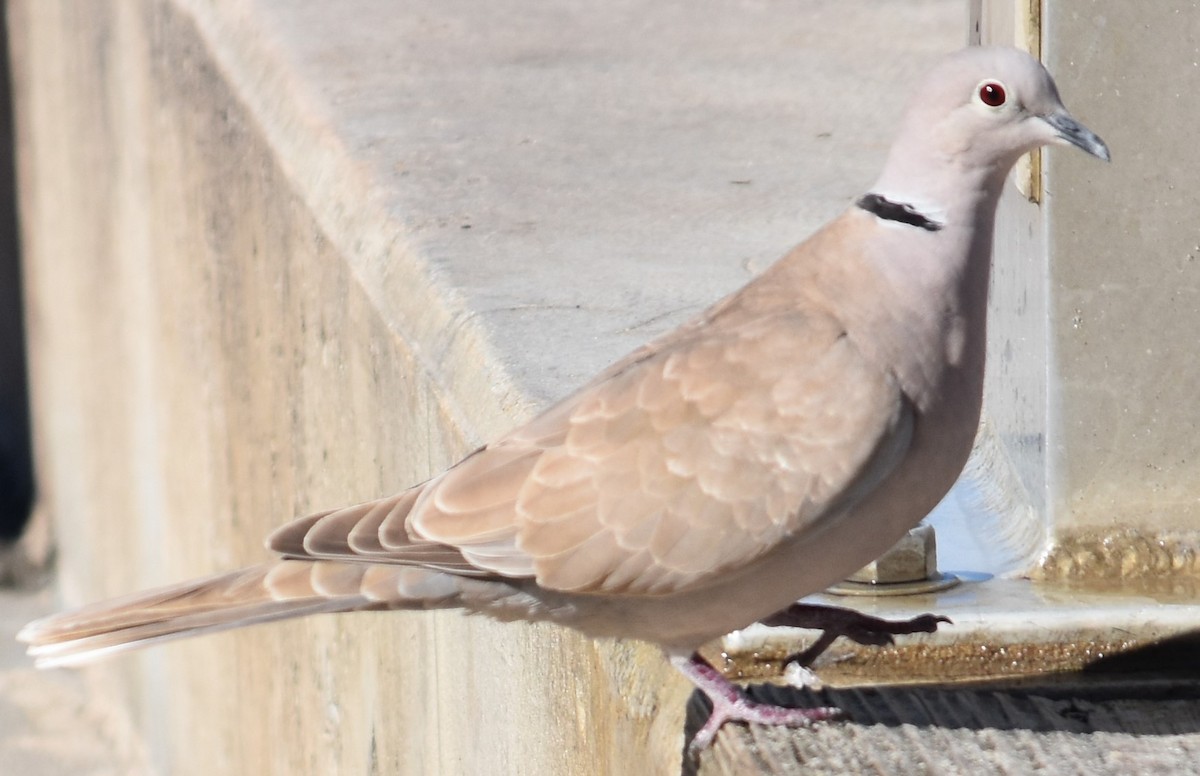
(183, 0, 966, 411)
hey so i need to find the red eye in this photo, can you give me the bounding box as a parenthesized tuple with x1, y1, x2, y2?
(979, 81, 1006, 107)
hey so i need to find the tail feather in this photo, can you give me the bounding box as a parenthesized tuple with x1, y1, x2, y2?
(23, 598, 364, 668)
(18, 560, 460, 668)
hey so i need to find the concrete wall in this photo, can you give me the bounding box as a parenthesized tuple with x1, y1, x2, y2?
(1041, 3, 1200, 547)
(975, 0, 1200, 579)
(9, 1, 685, 772)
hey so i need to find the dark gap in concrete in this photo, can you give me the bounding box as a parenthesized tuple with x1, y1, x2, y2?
(0, 1, 33, 542)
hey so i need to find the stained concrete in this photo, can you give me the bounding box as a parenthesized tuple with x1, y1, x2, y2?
(0, 587, 149, 775)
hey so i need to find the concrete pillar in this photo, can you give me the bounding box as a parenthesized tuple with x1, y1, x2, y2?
(975, 0, 1200, 580)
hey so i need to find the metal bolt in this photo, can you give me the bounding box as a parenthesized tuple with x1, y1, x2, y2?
(848, 523, 939, 584)
(826, 523, 959, 597)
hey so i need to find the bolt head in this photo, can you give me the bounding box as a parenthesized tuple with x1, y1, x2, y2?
(847, 524, 938, 585)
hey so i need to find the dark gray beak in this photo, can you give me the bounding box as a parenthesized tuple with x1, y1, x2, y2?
(1043, 111, 1111, 162)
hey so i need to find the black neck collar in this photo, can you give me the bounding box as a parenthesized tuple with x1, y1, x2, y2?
(856, 193, 942, 232)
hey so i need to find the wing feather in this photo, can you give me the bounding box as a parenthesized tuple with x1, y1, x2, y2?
(260, 308, 910, 599)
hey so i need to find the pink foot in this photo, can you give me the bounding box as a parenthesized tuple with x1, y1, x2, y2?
(672, 653, 842, 755)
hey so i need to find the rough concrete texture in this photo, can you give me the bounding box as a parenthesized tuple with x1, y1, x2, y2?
(1040, 3, 1200, 535)
(687, 675, 1200, 775)
(976, 0, 1200, 555)
(10, 1, 695, 772)
(0, 588, 150, 775)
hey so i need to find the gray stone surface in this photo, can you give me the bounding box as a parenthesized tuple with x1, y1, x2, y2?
(195, 0, 965, 416)
(0, 587, 148, 775)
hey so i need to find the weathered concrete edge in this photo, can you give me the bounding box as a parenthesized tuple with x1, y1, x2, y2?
(177, 0, 535, 445)
(139, 2, 685, 771)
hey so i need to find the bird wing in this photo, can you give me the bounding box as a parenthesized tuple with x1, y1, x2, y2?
(270, 306, 912, 597)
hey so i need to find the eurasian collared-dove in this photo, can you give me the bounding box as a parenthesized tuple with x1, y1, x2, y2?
(20, 46, 1109, 752)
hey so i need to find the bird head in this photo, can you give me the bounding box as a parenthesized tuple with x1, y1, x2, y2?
(874, 47, 1109, 209)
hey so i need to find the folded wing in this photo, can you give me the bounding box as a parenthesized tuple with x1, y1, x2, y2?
(273, 309, 912, 597)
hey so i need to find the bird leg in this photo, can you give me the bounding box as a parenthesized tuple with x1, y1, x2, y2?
(760, 602, 950, 668)
(673, 606, 950, 753)
(671, 652, 842, 755)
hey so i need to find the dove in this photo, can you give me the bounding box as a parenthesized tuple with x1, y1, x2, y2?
(19, 46, 1108, 753)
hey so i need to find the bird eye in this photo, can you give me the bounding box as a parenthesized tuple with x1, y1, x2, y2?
(978, 81, 1007, 108)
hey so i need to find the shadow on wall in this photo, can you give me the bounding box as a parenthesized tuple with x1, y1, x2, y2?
(0, 4, 33, 544)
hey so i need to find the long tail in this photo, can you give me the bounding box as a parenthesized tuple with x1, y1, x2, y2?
(18, 559, 460, 668)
